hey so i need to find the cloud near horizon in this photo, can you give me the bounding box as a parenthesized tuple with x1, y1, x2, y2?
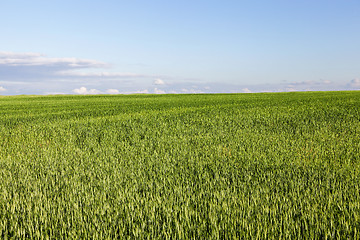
(153, 78, 165, 85)
(73, 87, 102, 95)
(349, 78, 360, 88)
(0, 51, 152, 82)
(106, 89, 120, 94)
(241, 88, 252, 93)
(65, 78, 360, 96)
(1, 52, 360, 95)
(72, 87, 153, 95)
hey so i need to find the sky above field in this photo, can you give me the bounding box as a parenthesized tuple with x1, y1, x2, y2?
(0, 0, 359, 95)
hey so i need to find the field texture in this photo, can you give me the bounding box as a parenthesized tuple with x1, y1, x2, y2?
(0, 91, 360, 239)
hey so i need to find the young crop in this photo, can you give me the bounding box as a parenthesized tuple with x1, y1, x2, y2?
(0, 91, 359, 239)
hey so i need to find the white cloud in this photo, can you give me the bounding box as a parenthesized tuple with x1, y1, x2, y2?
(168, 90, 178, 94)
(242, 88, 252, 93)
(73, 87, 87, 94)
(106, 89, 120, 94)
(133, 89, 149, 94)
(121, 89, 149, 94)
(350, 78, 360, 87)
(73, 87, 102, 95)
(154, 88, 166, 94)
(179, 88, 204, 94)
(154, 78, 165, 85)
(0, 86, 6, 92)
(285, 87, 297, 92)
(44, 92, 66, 95)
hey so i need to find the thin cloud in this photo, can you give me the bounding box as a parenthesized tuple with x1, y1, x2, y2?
(290, 79, 333, 86)
(0, 51, 107, 68)
(0, 51, 154, 83)
(0, 51, 44, 59)
(57, 71, 147, 78)
(0, 86, 6, 92)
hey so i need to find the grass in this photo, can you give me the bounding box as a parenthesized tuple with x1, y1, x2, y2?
(0, 91, 359, 239)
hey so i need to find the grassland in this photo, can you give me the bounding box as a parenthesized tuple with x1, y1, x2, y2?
(0, 91, 359, 239)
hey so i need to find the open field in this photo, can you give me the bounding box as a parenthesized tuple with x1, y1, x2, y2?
(0, 91, 359, 239)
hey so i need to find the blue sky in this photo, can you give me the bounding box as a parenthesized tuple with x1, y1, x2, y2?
(0, 0, 359, 95)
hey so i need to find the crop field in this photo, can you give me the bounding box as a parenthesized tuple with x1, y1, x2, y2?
(0, 91, 359, 239)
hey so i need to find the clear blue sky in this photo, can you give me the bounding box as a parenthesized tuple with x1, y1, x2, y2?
(1, 0, 359, 94)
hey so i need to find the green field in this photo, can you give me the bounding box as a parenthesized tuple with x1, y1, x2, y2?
(0, 91, 359, 239)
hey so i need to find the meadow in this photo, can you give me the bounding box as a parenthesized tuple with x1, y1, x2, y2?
(0, 91, 359, 239)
